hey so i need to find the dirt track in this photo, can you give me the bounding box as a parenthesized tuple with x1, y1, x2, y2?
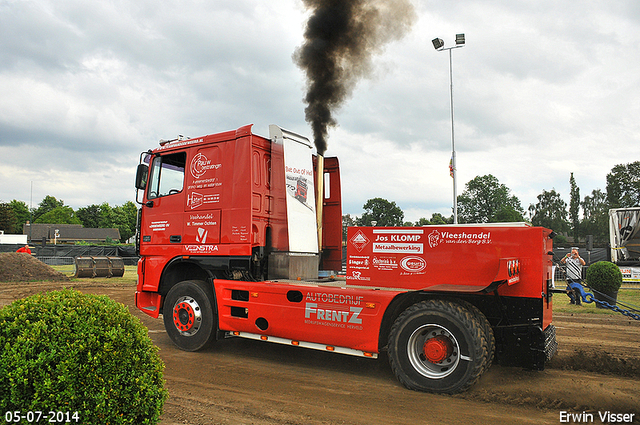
(1, 280, 639, 425)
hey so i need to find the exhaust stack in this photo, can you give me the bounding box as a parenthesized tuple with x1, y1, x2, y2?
(316, 153, 324, 254)
(268, 125, 320, 280)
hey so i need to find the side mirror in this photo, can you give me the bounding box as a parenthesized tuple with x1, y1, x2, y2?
(135, 164, 149, 190)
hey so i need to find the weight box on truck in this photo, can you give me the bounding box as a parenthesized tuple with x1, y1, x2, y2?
(134, 124, 557, 394)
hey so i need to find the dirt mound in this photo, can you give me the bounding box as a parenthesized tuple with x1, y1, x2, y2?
(0, 253, 69, 282)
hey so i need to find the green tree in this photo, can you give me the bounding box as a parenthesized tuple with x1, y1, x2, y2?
(431, 213, 453, 225)
(581, 189, 608, 243)
(414, 213, 453, 226)
(342, 214, 356, 242)
(34, 206, 82, 225)
(493, 205, 525, 223)
(356, 198, 404, 227)
(457, 175, 524, 223)
(76, 204, 102, 229)
(569, 172, 581, 242)
(76, 202, 138, 242)
(98, 202, 116, 228)
(414, 217, 430, 226)
(113, 202, 138, 242)
(33, 196, 65, 222)
(9, 200, 30, 233)
(529, 189, 568, 233)
(0, 202, 17, 233)
(606, 161, 640, 208)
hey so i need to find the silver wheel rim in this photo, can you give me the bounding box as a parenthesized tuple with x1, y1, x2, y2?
(407, 323, 464, 379)
(172, 295, 203, 336)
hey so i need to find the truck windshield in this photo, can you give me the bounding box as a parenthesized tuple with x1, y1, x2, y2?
(147, 152, 186, 199)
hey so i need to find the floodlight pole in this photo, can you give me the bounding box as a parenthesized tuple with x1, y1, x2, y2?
(433, 35, 465, 224)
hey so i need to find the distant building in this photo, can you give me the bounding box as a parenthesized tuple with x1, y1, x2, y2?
(23, 223, 121, 244)
(0, 230, 28, 245)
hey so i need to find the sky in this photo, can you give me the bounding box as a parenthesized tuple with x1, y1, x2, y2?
(1, 0, 639, 224)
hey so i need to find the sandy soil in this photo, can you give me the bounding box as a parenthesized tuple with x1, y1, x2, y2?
(1, 278, 638, 425)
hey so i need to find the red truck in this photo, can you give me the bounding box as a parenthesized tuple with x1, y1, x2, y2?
(134, 124, 558, 394)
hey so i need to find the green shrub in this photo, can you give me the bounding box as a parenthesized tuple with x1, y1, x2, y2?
(586, 261, 623, 293)
(0, 289, 168, 424)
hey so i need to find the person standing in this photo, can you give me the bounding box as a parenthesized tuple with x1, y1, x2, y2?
(561, 247, 586, 305)
(16, 245, 32, 254)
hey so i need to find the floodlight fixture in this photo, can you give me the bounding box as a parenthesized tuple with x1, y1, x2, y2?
(455, 33, 465, 45)
(432, 38, 444, 50)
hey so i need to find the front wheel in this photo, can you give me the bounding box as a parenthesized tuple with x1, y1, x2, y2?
(388, 299, 490, 394)
(163, 280, 216, 351)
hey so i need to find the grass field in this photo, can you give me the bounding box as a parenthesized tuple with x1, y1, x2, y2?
(553, 285, 640, 316)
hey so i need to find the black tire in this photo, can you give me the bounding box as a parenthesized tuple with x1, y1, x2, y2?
(460, 300, 495, 376)
(163, 280, 216, 352)
(388, 299, 490, 394)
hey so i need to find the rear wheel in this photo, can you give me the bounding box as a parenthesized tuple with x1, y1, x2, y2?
(163, 280, 216, 351)
(388, 299, 490, 394)
(461, 300, 495, 375)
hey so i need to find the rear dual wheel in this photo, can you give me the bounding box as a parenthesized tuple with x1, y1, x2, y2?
(388, 299, 493, 394)
(163, 280, 216, 352)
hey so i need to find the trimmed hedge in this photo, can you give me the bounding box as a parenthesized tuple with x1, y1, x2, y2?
(0, 289, 168, 424)
(586, 261, 623, 293)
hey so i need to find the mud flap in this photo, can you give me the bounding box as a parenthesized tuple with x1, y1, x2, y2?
(494, 323, 554, 370)
(544, 324, 558, 361)
(135, 291, 162, 318)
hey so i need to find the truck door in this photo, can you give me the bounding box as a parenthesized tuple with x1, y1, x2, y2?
(183, 145, 223, 247)
(140, 152, 186, 248)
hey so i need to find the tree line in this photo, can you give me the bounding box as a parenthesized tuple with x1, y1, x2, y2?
(0, 196, 137, 244)
(2, 161, 637, 246)
(345, 160, 640, 245)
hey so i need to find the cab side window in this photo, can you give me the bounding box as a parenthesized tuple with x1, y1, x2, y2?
(147, 152, 186, 199)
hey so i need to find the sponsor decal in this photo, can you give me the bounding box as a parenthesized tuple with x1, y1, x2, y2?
(428, 229, 492, 248)
(190, 152, 221, 179)
(305, 292, 363, 306)
(349, 270, 371, 281)
(428, 230, 443, 248)
(303, 293, 365, 330)
(186, 213, 218, 228)
(373, 256, 398, 271)
(285, 165, 313, 177)
(187, 192, 221, 210)
(304, 303, 363, 330)
(348, 255, 370, 270)
(400, 256, 427, 273)
(149, 221, 169, 231)
(371, 230, 424, 254)
(374, 233, 422, 242)
(373, 242, 423, 254)
(350, 230, 370, 252)
(305, 303, 362, 324)
(157, 138, 203, 151)
(285, 175, 312, 210)
(184, 245, 219, 253)
(195, 227, 208, 244)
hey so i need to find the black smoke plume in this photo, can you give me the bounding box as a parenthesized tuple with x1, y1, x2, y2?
(294, 0, 416, 155)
